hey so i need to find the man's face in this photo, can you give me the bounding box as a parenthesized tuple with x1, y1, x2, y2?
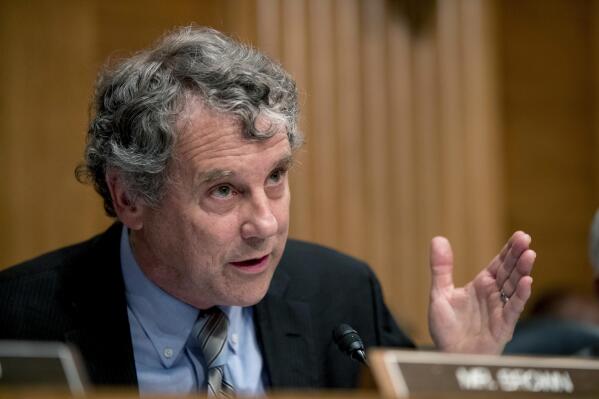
(130, 101, 291, 309)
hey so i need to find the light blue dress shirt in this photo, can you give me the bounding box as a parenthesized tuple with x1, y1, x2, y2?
(120, 227, 266, 395)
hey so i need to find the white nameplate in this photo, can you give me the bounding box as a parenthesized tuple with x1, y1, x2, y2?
(369, 349, 599, 397)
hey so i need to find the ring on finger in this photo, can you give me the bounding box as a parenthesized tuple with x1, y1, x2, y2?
(500, 290, 509, 305)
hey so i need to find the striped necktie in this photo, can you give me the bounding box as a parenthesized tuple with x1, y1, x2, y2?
(195, 307, 235, 397)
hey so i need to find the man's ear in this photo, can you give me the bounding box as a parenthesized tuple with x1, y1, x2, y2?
(105, 168, 144, 230)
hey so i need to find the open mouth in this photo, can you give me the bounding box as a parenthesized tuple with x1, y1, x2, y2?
(230, 254, 269, 267)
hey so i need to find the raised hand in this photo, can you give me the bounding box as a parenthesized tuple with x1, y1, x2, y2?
(428, 232, 536, 354)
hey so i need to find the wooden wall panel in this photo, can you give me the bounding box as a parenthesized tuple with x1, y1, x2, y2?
(336, 0, 366, 256)
(595, 1, 599, 200)
(363, 0, 393, 287)
(308, 0, 339, 247)
(0, 0, 105, 266)
(498, 0, 596, 300)
(595, 1, 599, 201)
(462, 0, 504, 275)
(438, 0, 467, 275)
(387, 1, 419, 339)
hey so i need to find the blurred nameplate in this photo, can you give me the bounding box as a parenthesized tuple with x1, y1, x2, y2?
(369, 349, 599, 397)
(0, 340, 87, 394)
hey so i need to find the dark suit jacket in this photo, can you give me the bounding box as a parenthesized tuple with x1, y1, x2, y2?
(0, 223, 414, 389)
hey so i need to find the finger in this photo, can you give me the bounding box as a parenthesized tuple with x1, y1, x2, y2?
(496, 236, 514, 265)
(499, 249, 536, 298)
(494, 232, 531, 288)
(487, 232, 516, 275)
(488, 231, 529, 276)
(430, 236, 454, 292)
(503, 276, 533, 328)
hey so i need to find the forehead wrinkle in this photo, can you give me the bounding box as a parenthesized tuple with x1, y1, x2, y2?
(180, 127, 291, 168)
(174, 106, 293, 188)
(176, 101, 293, 166)
(177, 122, 244, 162)
(176, 102, 244, 161)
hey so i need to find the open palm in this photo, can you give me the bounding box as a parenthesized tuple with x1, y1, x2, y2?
(428, 232, 536, 354)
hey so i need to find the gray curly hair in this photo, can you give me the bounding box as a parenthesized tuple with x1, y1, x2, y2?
(76, 26, 302, 217)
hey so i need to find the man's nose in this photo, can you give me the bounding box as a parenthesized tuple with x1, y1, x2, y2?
(240, 193, 278, 240)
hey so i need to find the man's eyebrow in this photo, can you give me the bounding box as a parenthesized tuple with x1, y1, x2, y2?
(273, 154, 294, 170)
(198, 169, 234, 184)
(196, 153, 294, 185)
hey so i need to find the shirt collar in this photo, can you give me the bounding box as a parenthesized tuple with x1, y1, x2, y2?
(120, 227, 199, 367)
(223, 306, 242, 355)
(119, 227, 245, 366)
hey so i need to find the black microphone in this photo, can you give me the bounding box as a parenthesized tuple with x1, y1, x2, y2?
(333, 324, 368, 366)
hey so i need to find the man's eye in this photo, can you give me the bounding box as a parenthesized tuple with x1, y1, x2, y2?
(267, 169, 286, 184)
(211, 185, 235, 198)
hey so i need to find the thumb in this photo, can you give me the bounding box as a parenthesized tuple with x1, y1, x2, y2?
(430, 236, 454, 291)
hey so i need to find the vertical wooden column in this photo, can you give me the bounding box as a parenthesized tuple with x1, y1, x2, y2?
(308, 0, 339, 247)
(437, 0, 467, 277)
(0, 0, 102, 266)
(461, 0, 504, 276)
(387, 0, 419, 338)
(499, 0, 595, 298)
(593, 1, 599, 208)
(362, 0, 391, 284)
(409, 5, 442, 338)
(336, 0, 366, 256)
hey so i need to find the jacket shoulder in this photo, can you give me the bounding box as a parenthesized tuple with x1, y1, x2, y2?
(276, 239, 415, 357)
(0, 225, 117, 282)
(279, 239, 376, 299)
(282, 239, 372, 275)
(0, 223, 123, 338)
(2, 237, 97, 281)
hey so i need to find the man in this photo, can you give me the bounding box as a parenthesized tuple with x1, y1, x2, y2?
(0, 27, 535, 395)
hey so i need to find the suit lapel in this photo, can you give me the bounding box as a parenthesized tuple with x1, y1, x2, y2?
(58, 224, 319, 388)
(62, 223, 138, 387)
(254, 267, 318, 388)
